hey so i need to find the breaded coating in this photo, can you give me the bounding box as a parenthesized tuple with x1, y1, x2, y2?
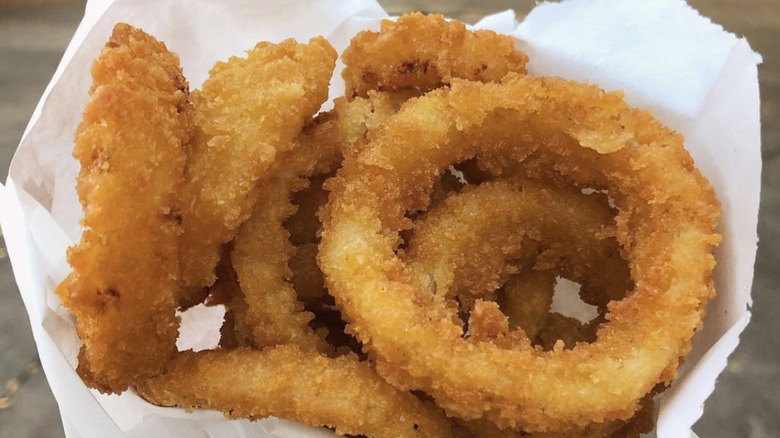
(403, 179, 629, 312)
(463, 392, 654, 438)
(498, 268, 557, 340)
(228, 9, 533, 348)
(56, 23, 191, 394)
(289, 242, 328, 301)
(286, 173, 331, 246)
(231, 177, 331, 353)
(535, 313, 599, 351)
(229, 92, 403, 352)
(342, 13, 528, 98)
(319, 75, 720, 432)
(135, 347, 459, 438)
(177, 37, 337, 307)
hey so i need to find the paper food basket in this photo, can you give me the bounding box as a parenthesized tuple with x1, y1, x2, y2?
(0, 0, 760, 437)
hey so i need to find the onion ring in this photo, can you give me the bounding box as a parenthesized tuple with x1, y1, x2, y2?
(342, 13, 528, 98)
(462, 391, 655, 438)
(403, 178, 629, 312)
(177, 37, 337, 307)
(496, 268, 557, 341)
(319, 74, 720, 431)
(248, 13, 531, 323)
(230, 174, 330, 352)
(228, 92, 404, 351)
(135, 346, 460, 438)
(229, 10, 532, 346)
(56, 24, 190, 394)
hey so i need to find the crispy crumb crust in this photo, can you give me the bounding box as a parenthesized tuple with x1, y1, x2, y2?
(57, 23, 191, 394)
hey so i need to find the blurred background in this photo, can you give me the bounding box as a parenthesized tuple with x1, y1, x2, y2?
(0, 0, 777, 436)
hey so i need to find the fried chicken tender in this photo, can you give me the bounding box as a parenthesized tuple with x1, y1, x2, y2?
(342, 13, 528, 98)
(177, 37, 337, 307)
(56, 23, 191, 393)
(135, 347, 460, 438)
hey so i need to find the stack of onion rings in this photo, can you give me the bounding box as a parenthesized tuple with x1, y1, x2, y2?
(58, 13, 720, 438)
(319, 73, 720, 433)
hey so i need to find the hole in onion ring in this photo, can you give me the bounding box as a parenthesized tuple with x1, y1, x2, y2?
(549, 277, 598, 323)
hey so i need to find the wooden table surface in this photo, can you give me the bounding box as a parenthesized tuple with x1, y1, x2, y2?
(0, 0, 777, 437)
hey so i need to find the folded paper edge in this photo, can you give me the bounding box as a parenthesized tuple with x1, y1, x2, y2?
(0, 1, 762, 437)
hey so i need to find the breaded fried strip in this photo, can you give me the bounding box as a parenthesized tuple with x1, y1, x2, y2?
(342, 13, 528, 98)
(178, 37, 337, 307)
(135, 347, 458, 438)
(56, 23, 191, 394)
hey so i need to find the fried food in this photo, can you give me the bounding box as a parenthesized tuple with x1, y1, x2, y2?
(259, 16, 532, 341)
(231, 176, 331, 352)
(55, 23, 191, 394)
(342, 13, 528, 98)
(58, 13, 720, 437)
(286, 173, 332, 246)
(177, 37, 337, 307)
(404, 179, 629, 312)
(319, 74, 720, 432)
(404, 175, 632, 358)
(219, 89, 464, 434)
(290, 242, 328, 302)
(227, 15, 531, 353)
(535, 313, 599, 351)
(220, 18, 534, 432)
(228, 92, 404, 352)
(497, 268, 557, 340)
(135, 346, 459, 438)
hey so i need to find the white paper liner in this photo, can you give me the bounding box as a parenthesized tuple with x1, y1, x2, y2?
(0, 0, 760, 437)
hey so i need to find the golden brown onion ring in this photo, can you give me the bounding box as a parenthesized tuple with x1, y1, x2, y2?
(230, 14, 529, 342)
(177, 37, 337, 307)
(342, 13, 528, 98)
(135, 346, 460, 438)
(229, 92, 404, 351)
(56, 24, 190, 394)
(319, 74, 720, 431)
(403, 178, 628, 312)
(231, 179, 330, 352)
(496, 268, 557, 341)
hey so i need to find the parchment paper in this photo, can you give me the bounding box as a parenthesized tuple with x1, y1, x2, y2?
(0, 0, 760, 437)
